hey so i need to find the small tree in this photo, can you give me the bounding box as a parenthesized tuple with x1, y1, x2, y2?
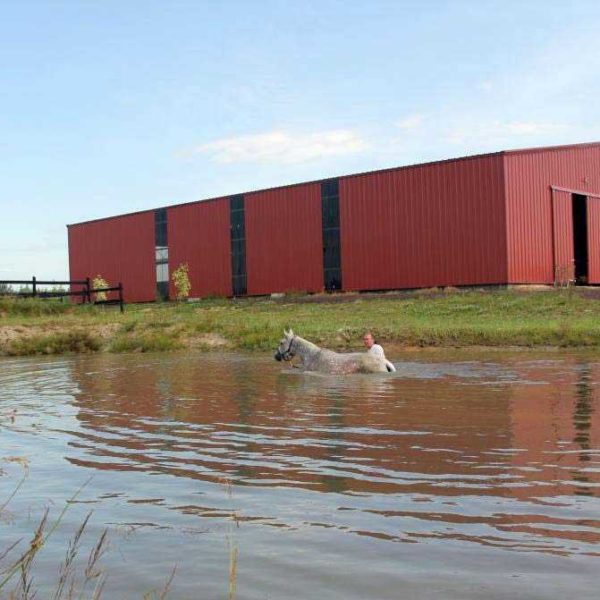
(172, 263, 191, 301)
(92, 275, 109, 302)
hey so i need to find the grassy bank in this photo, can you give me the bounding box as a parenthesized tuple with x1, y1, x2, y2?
(2, 288, 600, 356)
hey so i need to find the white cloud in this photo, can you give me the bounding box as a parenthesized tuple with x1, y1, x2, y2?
(395, 114, 424, 130)
(188, 129, 369, 165)
(501, 122, 563, 135)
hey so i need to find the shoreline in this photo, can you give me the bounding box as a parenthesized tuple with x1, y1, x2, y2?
(3, 324, 600, 359)
(2, 288, 600, 357)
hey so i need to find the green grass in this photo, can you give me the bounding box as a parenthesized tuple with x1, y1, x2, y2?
(2, 288, 600, 356)
(0, 296, 75, 317)
(109, 331, 183, 353)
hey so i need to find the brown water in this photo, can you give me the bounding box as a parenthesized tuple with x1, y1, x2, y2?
(1, 350, 599, 599)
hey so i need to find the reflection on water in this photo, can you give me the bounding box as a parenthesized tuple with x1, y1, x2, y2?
(1, 350, 599, 599)
(573, 364, 594, 497)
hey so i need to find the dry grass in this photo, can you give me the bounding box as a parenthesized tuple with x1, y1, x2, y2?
(0, 479, 176, 599)
(218, 476, 239, 600)
(0, 507, 109, 600)
(6, 331, 101, 356)
(0, 478, 108, 599)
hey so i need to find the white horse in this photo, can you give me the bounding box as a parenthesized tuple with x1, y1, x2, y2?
(274, 329, 395, 374)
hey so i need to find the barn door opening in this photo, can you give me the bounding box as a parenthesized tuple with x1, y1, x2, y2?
(572, 194, 589, 284)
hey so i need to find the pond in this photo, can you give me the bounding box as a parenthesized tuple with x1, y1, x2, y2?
(0, 350, 599, 599)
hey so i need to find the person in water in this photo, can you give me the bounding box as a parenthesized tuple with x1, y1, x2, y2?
(363, 331, 396, 372)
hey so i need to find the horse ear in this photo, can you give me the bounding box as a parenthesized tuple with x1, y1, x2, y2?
(288, 328, 294, 337)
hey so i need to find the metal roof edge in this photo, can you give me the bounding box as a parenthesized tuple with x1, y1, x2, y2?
(503, 140, 600, 156)
(67, 141, 600, 228)
(66, 194, 231, 229)
(67, 151, 506, 228)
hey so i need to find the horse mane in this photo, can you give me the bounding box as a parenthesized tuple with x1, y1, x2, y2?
(293, 334, 320, 353)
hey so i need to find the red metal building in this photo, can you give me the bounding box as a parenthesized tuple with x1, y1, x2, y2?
(67, 142, 600, 302)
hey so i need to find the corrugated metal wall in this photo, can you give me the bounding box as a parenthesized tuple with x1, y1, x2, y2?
(588, 198, 600, 284)
(68, 211, 156, 302)
(338, 154, 507, 291)
(245, 184, 323, 295)
(167, 199, 232, 298)
(504, 145, 600, 283)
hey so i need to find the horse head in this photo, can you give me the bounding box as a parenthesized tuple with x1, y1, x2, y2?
(274, 328, 296, 362)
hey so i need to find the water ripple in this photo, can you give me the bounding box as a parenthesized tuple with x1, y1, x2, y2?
(1, 350, 599, 598)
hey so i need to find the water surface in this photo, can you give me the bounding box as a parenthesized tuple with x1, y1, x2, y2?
(1, 350, 599, 599)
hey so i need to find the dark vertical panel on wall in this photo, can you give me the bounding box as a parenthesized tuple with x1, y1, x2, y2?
(155, 208, 168, 247)
(155, 208, 169, 300)
(321, 180, 342, 291)
(230, 194, 247, 295)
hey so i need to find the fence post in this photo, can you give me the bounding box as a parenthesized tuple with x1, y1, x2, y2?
(119, 283, 124, 313)
(32, 276, 37, 298)
(85, 277, 91, 304)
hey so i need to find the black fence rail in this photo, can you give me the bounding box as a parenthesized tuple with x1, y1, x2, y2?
(92, 285, 125, 312)
(0, 277, 125, 312)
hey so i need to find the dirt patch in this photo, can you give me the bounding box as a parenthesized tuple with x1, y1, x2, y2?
(0, 326, 35, 345)
(577, 287, 600, 300)
(91, 323, 121, 339)
(0, 323, 118, 355)
(267, 286, 504, 304)
(186, 333, 230, 349)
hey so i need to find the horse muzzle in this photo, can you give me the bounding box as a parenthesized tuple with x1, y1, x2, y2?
(274, 351, 283, 361)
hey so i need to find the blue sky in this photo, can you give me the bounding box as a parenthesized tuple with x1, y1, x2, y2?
(2, 0, 600, 280)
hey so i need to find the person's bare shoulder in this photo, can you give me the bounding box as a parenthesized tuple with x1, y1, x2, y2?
(369, 344, 385, 358)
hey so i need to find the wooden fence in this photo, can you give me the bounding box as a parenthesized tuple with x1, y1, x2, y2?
(0, 277, 125, 312)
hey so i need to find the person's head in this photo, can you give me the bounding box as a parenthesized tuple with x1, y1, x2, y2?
(363, 331, 375, 349)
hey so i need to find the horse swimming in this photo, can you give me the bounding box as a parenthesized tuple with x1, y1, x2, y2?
(274, 329, 396, 374)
